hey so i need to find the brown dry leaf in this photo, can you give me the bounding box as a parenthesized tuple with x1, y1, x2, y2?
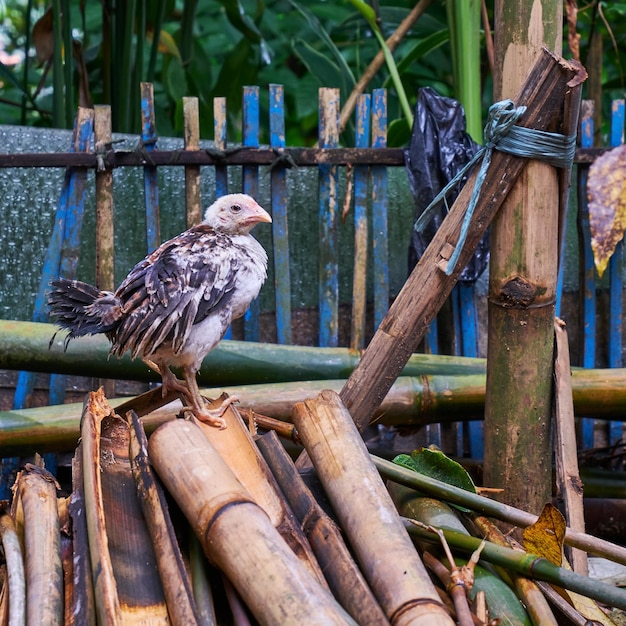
(521, 503, 565, 566)
(32, 6, 54, 66)
(588, 144, 626, 277)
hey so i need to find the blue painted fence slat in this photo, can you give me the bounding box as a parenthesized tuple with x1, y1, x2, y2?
(269, 84, 292, 345)
(578, 101, 595, 450)
(371, 89, 389, 329)
(242, 86, 261, 341)
(318, 88, 340, 347)
(141, 82, 160, 253)
(351, 94, 371, 351)
(609, 99, 625, 444)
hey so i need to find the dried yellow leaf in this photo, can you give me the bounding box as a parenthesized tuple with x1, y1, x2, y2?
(521, 503, 565, 566)
(587, 144, 626, 277)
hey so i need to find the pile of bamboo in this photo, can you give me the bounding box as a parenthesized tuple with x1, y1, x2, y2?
(2, 385, 626, 625)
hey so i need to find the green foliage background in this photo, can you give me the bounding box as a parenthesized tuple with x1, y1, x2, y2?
(0, 1, 625, 146)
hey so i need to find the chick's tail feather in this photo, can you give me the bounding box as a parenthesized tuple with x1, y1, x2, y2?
(48, 278, 123, 344)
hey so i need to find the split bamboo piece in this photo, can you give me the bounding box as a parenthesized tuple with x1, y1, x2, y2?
(81, 389, 168, 625)
(291, 389, 454, 626)
(257, 430, 390, 626)
(0, 505, 25, 626)
(15, 464, 63, 626)
(193, 394, 327, 587)
(128, 410, 203, 626)
(148, 418, 356, 626)
(554, 318, 588, 575)
(68, 445, 97, 625)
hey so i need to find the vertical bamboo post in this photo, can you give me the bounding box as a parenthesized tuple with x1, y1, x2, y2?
(269, 83, 293, 344)
(292, 390, 454, 626)
(484, 0, 564, 514)
(351, 94, 371, 351)
(183, 96, 202, 227)
(318, 88, 340, 347)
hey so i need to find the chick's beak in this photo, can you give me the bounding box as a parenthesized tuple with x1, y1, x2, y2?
(245, 204, 272, 225)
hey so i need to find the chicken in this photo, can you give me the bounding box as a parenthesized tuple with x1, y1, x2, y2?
(48, 193, 271, 428)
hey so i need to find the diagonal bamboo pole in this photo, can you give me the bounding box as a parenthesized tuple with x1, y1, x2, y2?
(336, 49, 586, 434)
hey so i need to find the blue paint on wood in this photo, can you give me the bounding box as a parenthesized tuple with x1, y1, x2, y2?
(318, 89, 340, 347)
(352, 94, 371, 350)
(141, 84, 160, 253)
(609, 99, 625, 443)
(269, 84, 292, 344)
(578, 106, 595, 450)
(371, 89, 389, 329)
(242, 86, 261, 341)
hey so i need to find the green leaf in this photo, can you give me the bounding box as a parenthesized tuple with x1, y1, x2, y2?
(393, 447, 477, 512)
(292, 39, 345, 91)
(163, 55, 188, 102)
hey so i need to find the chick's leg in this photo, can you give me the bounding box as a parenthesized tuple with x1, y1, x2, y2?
(181, 366, 237, 429)
(143, 358, 188, 397)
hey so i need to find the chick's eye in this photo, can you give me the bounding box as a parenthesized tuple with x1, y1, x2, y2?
(230, 204, 242, 213)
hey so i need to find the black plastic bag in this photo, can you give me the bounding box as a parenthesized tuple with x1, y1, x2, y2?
(404, 87, 488, 283)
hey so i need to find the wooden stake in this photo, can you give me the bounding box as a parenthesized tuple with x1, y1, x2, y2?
(292, 390, 454, 626)
(554, 318, 588, 575)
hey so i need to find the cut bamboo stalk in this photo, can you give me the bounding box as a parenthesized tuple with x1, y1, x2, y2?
(338, 50, 587, 432)
(554, 318, 588, 575)
(68, 445, 96, 625)
(193, 395, 328, 587)
(127, 410, 202, 626)
(0, 505, 25, 626)
(256, 430, 390, 626)
(81, 389, 168, 625)
(291, 389, 454, 626)
(15, 464, 63, 626)
(148, 418, 356, 626)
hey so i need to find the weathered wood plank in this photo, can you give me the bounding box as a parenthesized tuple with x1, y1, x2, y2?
(269, 84, 292, 344)
(183, 96, 202, 227)
(140, 82, 160, 252)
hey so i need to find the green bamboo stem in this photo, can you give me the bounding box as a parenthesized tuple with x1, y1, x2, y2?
(375, 456, 626, 566)
(403, 520, 626, 611)
(0, 320, 485, 383)
(3, 370, 626, 456)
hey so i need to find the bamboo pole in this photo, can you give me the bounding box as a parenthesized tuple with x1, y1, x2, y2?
(15, 464, 63, 626)
(68, 445, 97, 625)
(484, 0, 571, 514)
(147, 419, 356, 626)
(256, 430, 390, 626)
(292, 389, 454, 626)
(337, 49, 586, 433)
(0, 319, 486, 383)
(193, 395, 328, 587)
(0, 505, 25, 626)
(374, 456, 626, 565)
(554, 319, 587, 575)
(4, 367, 626, 456)
(127, 411, 202, 626)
